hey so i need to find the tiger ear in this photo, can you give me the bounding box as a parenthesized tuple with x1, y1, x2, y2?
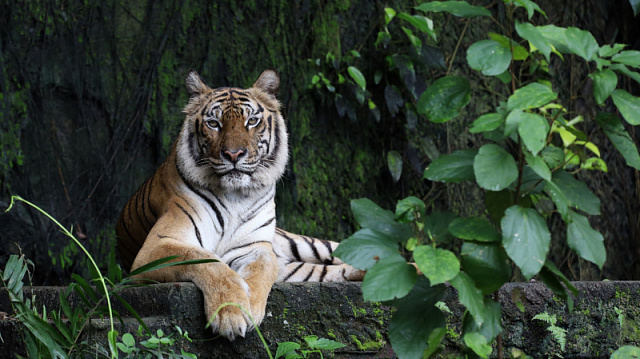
(253, 69, 279, 96)
(185, 70, 210, 97)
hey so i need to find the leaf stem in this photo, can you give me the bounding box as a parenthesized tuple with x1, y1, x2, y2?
(6, 196, 118, 359)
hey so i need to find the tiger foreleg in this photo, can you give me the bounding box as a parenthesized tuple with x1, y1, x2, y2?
(227, 242, 279, 330)
(131, 235, 252, 341)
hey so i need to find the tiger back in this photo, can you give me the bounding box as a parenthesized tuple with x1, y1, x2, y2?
(116, 70, 363, 341)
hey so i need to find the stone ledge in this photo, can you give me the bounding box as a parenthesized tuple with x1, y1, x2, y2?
(1, 281, 639, 358)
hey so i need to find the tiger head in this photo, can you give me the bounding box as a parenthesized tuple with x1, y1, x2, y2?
(176, 70, 289, 194)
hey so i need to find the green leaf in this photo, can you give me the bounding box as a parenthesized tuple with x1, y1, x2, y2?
(461, 242, 511, 294)
(333, 228, 400, 270)
(467, 40, 512, 76)
(611, 346, 640, 359)
(424, 211, 458, 243)
(581, 157, 608, 172)
(507, 82, 558, 111)
(536, 25, 599, 61)
(515, 21, 551, 61)
(384, 7, 396, 25)
(388, 277, 446, 359)
(540, 146, 565, 169)
(551, 170, 601, 215)
(423, 327, 446, 359)
(610, 63, 640, 86)
(544, 179, 570, 220)
(543, 259, 578, 297)
(397, 13, 436, 40)
(611, 89, 640, 125)
(392, 54, 416, 93)
(387, 150, 403, 183)
(362, 254, 417, 301)
(473, 144, 518, 191)
(122, 333, 135, 347)
(463, 298, 503, 344)
(476, 42, 515, 75)
(612, 50, 640, 68)
(464, 332, 492, 358)
(347, 66, 366, 91)
(488, 33, 528, 61)
(485, 190, 513, 226)
(384, 85, 403, 116)
(402, 27, 422, 50)
(450, 271, 485, 325)
(567, 211, 606, 269)
(424, 148, 477, 183)
(524, 152, 551, 181)
(415, 1, 491, 17)
(631, 0, 640, 16)
(518, 113, 549, 155)
(513, 0, 546, 19)
(538, 262, 575, 311)
(596, 112, 640, 170)
(414, 246, 460, 285)
(350, 198, 412, 240)
(469, 113, 504, 133)
(395, 196, 426, 223)
(448, 217, 500, 242)
(311, 338, 346, 350)
(589, 69, 618, 105)
(501, 205, 551, 279)
(275, 342, 301, 359)
(598, 43, 627, 58)
(417, 76, 470, 123)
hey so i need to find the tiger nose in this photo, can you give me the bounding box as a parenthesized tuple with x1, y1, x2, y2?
(223, 148, 246, 163)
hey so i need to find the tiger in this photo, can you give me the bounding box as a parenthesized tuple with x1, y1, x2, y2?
(116, 69, 364, 341)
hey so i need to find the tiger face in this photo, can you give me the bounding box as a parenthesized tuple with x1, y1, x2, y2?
(177, 70, 289, 194)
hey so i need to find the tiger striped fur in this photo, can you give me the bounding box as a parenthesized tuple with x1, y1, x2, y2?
(116, 70, 364, 341)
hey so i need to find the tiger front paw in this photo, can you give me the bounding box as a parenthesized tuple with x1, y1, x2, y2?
(203, 276, 252, 341)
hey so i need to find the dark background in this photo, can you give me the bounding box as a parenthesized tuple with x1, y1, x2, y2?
(0, 0, 638, 285)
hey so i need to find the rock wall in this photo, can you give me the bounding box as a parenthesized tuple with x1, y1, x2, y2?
(1, 281, 639, 358)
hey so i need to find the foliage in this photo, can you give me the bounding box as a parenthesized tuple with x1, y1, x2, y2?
(532, 312, 567, 352)
(611, 346, 640, 359)
(332, 0, 640, 358)
(3, 196, 213, 358)
(275, 335, 345, 359)
(115, 327, 196, 358)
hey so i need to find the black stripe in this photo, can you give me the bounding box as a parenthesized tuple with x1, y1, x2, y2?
(303, 266, 315, 281)
(146, 174, 158, 219)
(118, 210, 137, 246)
(140, 178, 155, 229)
(341, 268, 348, 281)
(227, 253, 249, 269)
(241, 188, 275, 221)
(287, 236, 301, 261)
(304, 236, 323, 262)
(319, 265, 328, 282)
(175, 160, 225, 232)
(320, 239, 335, 264)
(175, 202, 202, 247)
(188, 131, 201, 163)
(229, 89, 247, 97)
(282, 263, 304, 282)
(277, 230, 301, 260)
(254, 217, 275, 232)
(226, 240, 271, 253)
